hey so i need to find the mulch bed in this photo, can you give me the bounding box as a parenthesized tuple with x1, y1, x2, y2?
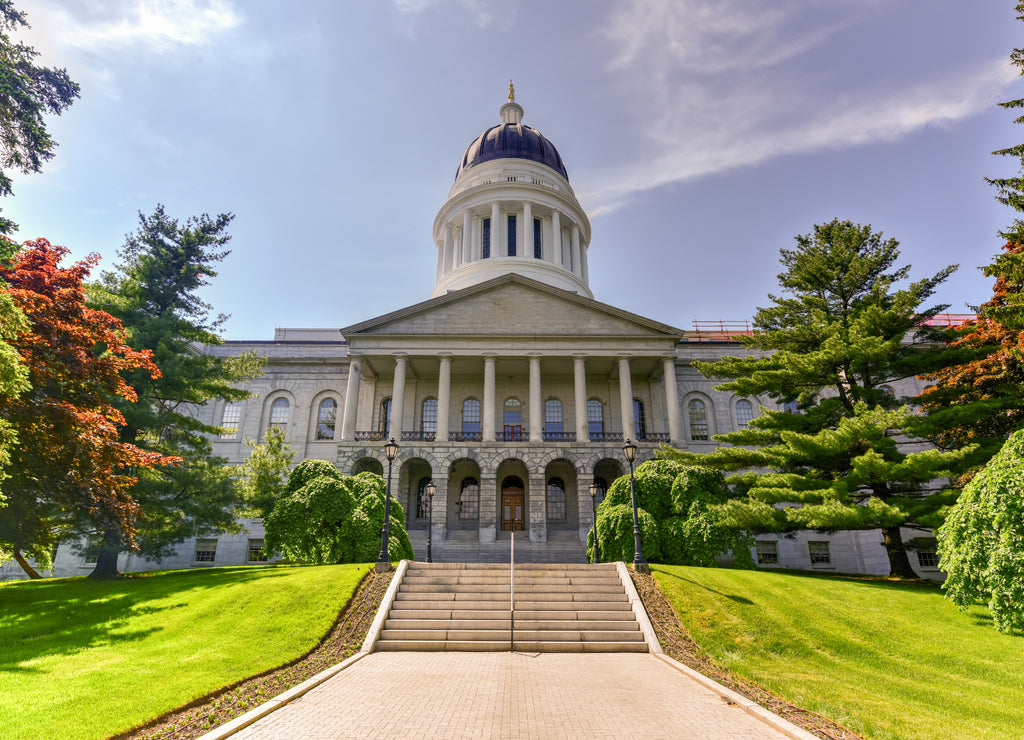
(117, 569, 392, 740)
(630, 570, 863, 740)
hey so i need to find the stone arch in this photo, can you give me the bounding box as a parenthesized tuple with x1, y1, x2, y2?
(544, 458, 578, 532)
(495, 458, 530, 535)
(351, 456, 383, 477)
(448, 457, 482, 531)
(534, 448, 587, 475)
(438, 448, 485, 478)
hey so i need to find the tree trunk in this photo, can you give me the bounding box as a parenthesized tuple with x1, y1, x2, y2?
(882, 525, 918, 578)
(88, 528, 122, 579)
(12, 548, 42, 579)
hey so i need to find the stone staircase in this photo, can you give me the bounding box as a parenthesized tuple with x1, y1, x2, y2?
(374, 562, 648, 652)
(405, 530, 587, 564)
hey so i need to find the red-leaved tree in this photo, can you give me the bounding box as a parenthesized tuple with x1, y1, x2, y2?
(0, 239, 175, 577)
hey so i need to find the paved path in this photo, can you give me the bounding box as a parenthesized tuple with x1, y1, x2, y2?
(231, 652, 790, 739)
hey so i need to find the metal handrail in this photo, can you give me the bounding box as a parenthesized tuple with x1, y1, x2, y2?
(510, 531, 515, 653)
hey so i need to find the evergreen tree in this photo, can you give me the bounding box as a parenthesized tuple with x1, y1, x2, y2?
(238, 426, 294, 519)
(0, 237, 28, 492)
(87, 205, 262, 577)
(661, 219, 960, 577)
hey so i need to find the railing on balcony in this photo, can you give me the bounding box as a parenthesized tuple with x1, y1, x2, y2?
(449, 431, 482, 442)
(589, 432, 623, 442)
(354, 431, 387, 441)
(641, 433, 671, 443)
(542, 431, 576, 442)
(499, 430, 528, 442)
(401, 431, 436, 442)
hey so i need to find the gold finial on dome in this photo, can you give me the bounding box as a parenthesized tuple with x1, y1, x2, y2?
(508, 79, 516, 102)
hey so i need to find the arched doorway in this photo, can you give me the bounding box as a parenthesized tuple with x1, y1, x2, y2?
(501, 475, 525, 532)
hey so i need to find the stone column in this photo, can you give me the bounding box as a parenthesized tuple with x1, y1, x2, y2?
(529, 474, 547, 543)
(571, 225, 581, 275)
(618, 355, 636, 442)
(390, 354, 407, 441)
(482, 354, 497, 442)
(436, 353, 452, 442)
(523, 201, 532, 257)
(551, 210, 562, 265)
(436, 228, 447, 282)
(491, 202, 501, 257)
(341, 356, 362, 440)
(479, 475, 497, 543)
(581, 244, 590, 284)
(573, 354, 589, 442)
(528, 354, 543, 442)
(462, 211, 473, 265)
(663, 355, 682, 443)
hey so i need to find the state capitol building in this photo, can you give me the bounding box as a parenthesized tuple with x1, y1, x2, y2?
(5, 91, 942, 579)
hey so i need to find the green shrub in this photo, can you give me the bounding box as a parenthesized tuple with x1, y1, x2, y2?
(602, 459, 687, 520)
(595, 503, 661, 563)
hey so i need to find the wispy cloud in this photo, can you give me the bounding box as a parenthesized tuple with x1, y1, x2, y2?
(582, 0, 1011, 215)
(392, 0, 513, 31)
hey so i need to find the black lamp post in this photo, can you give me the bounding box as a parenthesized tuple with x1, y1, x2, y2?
(375, 437, 400, 572)
(588, 481, 600, 563)
(425, 480, 436, 563)
(623, 440, 649, 573)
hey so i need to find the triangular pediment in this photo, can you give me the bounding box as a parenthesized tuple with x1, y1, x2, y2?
(340, 274, 682, 341)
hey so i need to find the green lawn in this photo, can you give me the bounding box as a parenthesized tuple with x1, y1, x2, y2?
(653, 565, 1024, 740)
(0, 563, 371, 740)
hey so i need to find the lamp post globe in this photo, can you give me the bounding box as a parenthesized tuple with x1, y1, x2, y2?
(622, 440, 649, 573)
(376, 438, 400, 572)
(425, 480, 436, 563)
(588, 480, 601, 563)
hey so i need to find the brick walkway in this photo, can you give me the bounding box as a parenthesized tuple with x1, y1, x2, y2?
(230, 652, 789, 739)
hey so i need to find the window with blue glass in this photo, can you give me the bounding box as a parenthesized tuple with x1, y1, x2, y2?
(633, 398, 646, 439)
(587, 399, 604, 436)
(507, 215, 516, 256)
(462, 398, 481, 436)
(544, 399, 563, 435)
(482, 218, 491, 258)
(533, 218, 542, 258)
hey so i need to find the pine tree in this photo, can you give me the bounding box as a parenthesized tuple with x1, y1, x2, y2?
(661, 219, 961, 577)
(87, 206, 262, 577)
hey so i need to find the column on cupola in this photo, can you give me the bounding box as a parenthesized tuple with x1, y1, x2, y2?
(618, 355, 636, 442)
(436, 353, 452, 441)
(522, 202, 532, 257)
(571, 226, 582, 276)
(663, 355, 682, 443)
(581, 244, 590, 284)
(341, 356, 362, 440)
(491, 202, 501, 257)
(573, 355, 589, 442)
(441, 225, 453, 279)
(528, 354, 543, 441)
(462, 211, 472, 265)
(551, 210, 562, 265)
(390, 354, 407, 441)
(482, 354, 497, 442)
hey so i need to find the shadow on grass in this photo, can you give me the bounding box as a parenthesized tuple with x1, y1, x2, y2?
(0, 565, 298, 671)
(653, 568, 754, 604)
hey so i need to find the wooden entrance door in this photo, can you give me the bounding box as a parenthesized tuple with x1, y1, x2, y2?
(501, 490, 525, 531)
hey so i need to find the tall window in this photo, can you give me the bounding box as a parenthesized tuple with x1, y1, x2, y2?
(735, 400, 753, 430)
(504, 398, 522, 440)
(507, 215, 516, 256)
(587, 399, 604, 436)
(316, 398, 337, 440)
(546, 478, 566, 521)
(459, 477, 479, 519)
(416, 477, 432, 519)
(379, 397, 392, 435)
(533, 218, 542, 259)
(544, 399, 563, 435)
(269, 398, 289, 431)
(482, 217, 491, 258)
(633, 399, 646, 439)
(421, 398, 438, 435)
(462, 398, 481, 437)
(220, 401, 242, 438)
(688, 399, 709, 441)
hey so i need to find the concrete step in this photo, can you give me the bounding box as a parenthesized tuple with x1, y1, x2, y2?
(385, 619, 639, 632)
(375, 640, 649, 653)
(399, 582, 624, 594)
(387, 607, 634, 621)
(379, 629, 644, 642)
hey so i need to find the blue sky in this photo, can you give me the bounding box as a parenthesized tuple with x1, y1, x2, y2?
(9, 0, 1021, 339)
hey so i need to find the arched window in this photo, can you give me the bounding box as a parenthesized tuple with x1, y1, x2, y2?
(459, 477, 479, 519)
(633, 398, 646, 440)
(547, 478, 566, 521)
(587, 399, 604, 436)
(735, 399, 753, 430)
(544, 399, 563, 436)
(462, 398, 481, 437)
(880, 385, 896, 399)
(416, 477, 432, 519)
(379, 397, 392, 435)
(269, 398, 289, 431)
(316, 398, 337, 440)
(688, 399, 709, 441)
(504, 398, 522, 440)
(220, 401, 242, 438)
(421, 398, 438, 435)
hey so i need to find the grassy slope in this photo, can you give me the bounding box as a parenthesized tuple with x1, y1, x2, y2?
(652, 566, 1024, 740)
(0, 563, 370, 740)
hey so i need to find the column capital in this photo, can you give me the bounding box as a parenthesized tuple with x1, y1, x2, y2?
(482, 352, 498, 361)
(393, 352, 409, 360)
(527, 352, 543, 361)
(572, 353, 588, 362)
(438, 351, 453, 360)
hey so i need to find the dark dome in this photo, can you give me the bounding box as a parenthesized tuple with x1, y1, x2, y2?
(456, 122, 569, 181)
